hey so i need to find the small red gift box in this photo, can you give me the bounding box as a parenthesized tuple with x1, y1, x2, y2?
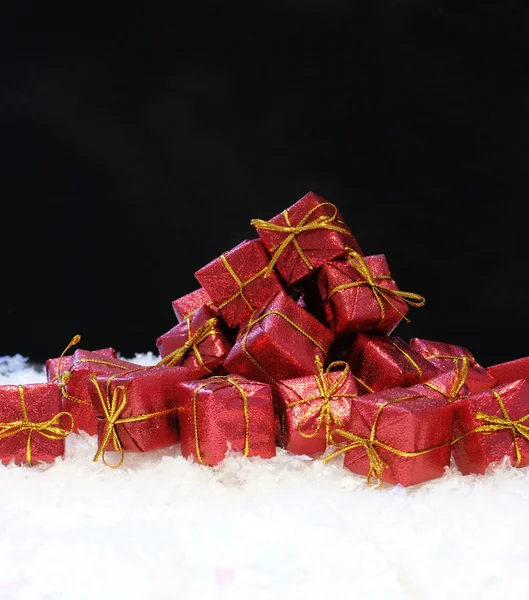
(224, 291, 334, 385)
(250, 192, 362, 286)
(487, 357, 529, 385)
(156, 306, 232, 378)
(89, 366, 188, 468)
(49, 342, 140, 436)
(275, 358, 358, 456)
(171, 287, 217, 322)
(177, 375, 276, 466)
(347, 334, 440, 393)
(195, 238, 283, 329)
(408, 371, 470, 403)
(46, 346, 116, 382)
(410, 338, 496, 394)
(326, 387, 454, 486)
(316, 251, 424, 339)
(0, 383, 73, 465)
(452, 380, 529, 475)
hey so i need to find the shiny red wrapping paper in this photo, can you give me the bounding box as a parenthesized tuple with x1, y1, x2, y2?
(171, 287, 216, 322)
(177, 375, 276, 466)
(50, 350, 140, 436)
(487, 357, 529, 385)
(408, 371, 470, 403)
(0, 383, 71, 465)
(410, 338, 496, 394)
(224, 291, 334, 385)
(156, 305, 232, 378)
(195, 238, 283, 328)
(89, 366, 189, 464)
(275, 362, 358, 456)
(347, 334, 440, 392)
(316, 253, 411, 339)
(251, 192, 362, 286)
(46, 346, 116, 382)
(452, 380, 529, 475)
(342, 387, 454, 486)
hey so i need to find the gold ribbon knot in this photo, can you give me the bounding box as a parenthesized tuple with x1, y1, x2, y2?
(251, 202, 350, 277)
(286, 356, 356, 446)
(0, 386, 74, 465)
(328, 249, 425, 322)
(157, 317, 219, 371)
(423, 354, 470, 402)
(90, 375, 179, 469)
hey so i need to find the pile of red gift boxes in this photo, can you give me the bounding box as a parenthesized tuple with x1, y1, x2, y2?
(2, 192, 529, 486)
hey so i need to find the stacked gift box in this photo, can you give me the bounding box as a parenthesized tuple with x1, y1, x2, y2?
(2, 191, 529, 487)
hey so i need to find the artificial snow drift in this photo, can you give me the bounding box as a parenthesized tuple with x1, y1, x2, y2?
(1, 355, 529, 600)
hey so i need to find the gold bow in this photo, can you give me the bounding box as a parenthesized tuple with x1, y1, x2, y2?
(324, 394, 449, 487)
(328, 249, 425, 322)
(0, 386, 74, 465)
(286, 357, 356, 446)
(423, 355, 470, 402)
(157, 317, 219, 371)
(251, 202, 350, 277)
(192, 376, 250, 465)
(90, 375, 179, 469)
(453, 390, 529, 467)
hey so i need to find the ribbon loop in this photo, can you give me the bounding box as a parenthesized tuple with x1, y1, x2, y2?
(251, 202, 350, 276)
(157, 317, 219, 370)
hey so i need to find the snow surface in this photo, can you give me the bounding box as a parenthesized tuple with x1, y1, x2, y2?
(1, 354, 529, 600)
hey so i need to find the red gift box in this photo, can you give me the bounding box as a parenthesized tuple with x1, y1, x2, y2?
(46, 345, 116, 382)
(49, 339, 141, 436)
(316, 251, 424, 339)
(410, 338, 496, 394)
(347, 334, 440, 393)
(89, 366, 188, 468)
(250, 192, 362, 286)
(487, 357, 529, 385)
(275, 358, 358, 456)
(326, 387, 454, 486)
(195, 239, 283, 329)
(408, 370, 470, 404)
(177, 375, 276, 466)
(171, 287, 217, 322)
(224, 291, 334, 385)
(452, 380, 529, 475)
(0, 383, 73, 465)
(156, 306, 232, 378)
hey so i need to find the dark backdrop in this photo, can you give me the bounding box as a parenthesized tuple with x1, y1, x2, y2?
(1, 1, 528, 365)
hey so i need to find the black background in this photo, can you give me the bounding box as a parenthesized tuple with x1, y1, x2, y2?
(1, 2, 528, 365)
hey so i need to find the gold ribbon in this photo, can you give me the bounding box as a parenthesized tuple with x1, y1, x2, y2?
(328, 249, 425, 322)
(156, 317, 219, 372)
(90, 375, 179, 469)
(286, 357, 357, 446)
(217, 254, 269, 311)
(453, 390, 529, 467)
(251, 202, 350, 277)
(241, 308, 327, 385)
(387, 338, 424, 383)
(0, 386, 73, 465)
(423, 354, 470, 402)
(192, 376, 250, 465)
(324, 395, 450, 487)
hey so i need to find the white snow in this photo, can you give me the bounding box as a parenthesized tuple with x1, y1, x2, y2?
(1, 355, 529, 600)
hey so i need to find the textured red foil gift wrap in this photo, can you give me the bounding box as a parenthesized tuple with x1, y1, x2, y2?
(177, 375, 276, 466)
(336, 387, 454, 486)
(410, 338, 496, 394)
(171, 287, 216, 322)
(452, 380, 529, 475)
(195, 238, 283, 329)
(0, 383, 72, 465)
(250, 192, 362, 286)
(408, 371, 470, 404)
(156, 305, 232, 378)
(224, 291, 334, 385)
(52, 350, 140, 436)
(46, 346, 116, 382)
(89, 366, 188, 467)
(275, 360, 358, 456)
(316, 252, 424, 340)
(347, 334, 440, 393)
(487, 357, 529, 385)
